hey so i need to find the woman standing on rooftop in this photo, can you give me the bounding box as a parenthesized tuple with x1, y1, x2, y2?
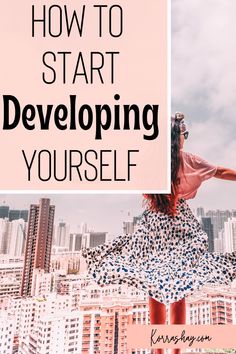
(81, 112, 236, 354)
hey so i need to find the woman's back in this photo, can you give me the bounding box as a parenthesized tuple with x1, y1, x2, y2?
(177, 150, 217, 200)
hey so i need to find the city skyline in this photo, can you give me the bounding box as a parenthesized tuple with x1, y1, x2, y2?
(1, 196, 236, 257)
(0, 193, 235, 235)
(1, 196, 236, 353)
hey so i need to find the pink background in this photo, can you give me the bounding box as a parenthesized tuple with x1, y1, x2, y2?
(127, 324, 236, 349)
(0, 0, 169, 191)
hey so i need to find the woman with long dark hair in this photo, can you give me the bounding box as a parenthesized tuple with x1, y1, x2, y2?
(81, 112, 236, 354)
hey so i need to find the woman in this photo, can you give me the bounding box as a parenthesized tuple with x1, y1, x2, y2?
(81, 112, 236, 354)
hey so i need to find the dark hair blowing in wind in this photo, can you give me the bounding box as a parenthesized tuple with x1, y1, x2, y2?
(143, 113, 186, 216)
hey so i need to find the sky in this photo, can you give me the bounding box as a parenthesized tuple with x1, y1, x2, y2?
(172, 0, 236, 209)
(0, 1, 236, 234)
(0, 194, 143, 235)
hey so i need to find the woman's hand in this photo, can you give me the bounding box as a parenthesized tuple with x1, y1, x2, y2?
(214, 166, 236, 181)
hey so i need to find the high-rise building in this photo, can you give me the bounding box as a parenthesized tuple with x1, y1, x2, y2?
(0, 205, 9, 219)
(123, 215, 141, 234)
(69, 233, 82, 252)
(223, 217, 236, 252)
(206, 209, 232, 240)
(0, 257, 23, 300)
(16, 288, 147, 354)
(123, 221, 134, 234)
(0, 205, 28, 222)
(0, 218, 8, 254)
(19, 210, 29, 222)
(9, 210, 21, 222)
(0, 218, 26, 257)
(80, 222, 88, 234)
(214, 229, 224, 253)
(201, 217, 214, 252)
(20, 198, 55, 297)
(186, 296, 211, 325)
(30, 269, 55, 296)
(84, 232, 107, 248)
(55, 221, 70, 248)
(7, 219, 26, 257)
(196, 207, 205, 218)
(9, 209, 29, 222)
(0, 313, 15, 354)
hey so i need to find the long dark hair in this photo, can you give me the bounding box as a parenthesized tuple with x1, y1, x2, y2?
(143, 115, 184, 216)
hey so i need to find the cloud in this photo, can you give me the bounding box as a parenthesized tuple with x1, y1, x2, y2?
(172, 0, 236, 130)
(172, 0, 236, 209)
(172, 0, 236, 119)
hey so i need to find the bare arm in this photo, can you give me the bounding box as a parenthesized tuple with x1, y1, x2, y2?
(214, 166, 236, 181)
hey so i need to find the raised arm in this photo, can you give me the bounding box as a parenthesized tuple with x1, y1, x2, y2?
(214, 166, 236, 181)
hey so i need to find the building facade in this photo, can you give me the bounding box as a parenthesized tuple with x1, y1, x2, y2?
(20, 198, 55, 297)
